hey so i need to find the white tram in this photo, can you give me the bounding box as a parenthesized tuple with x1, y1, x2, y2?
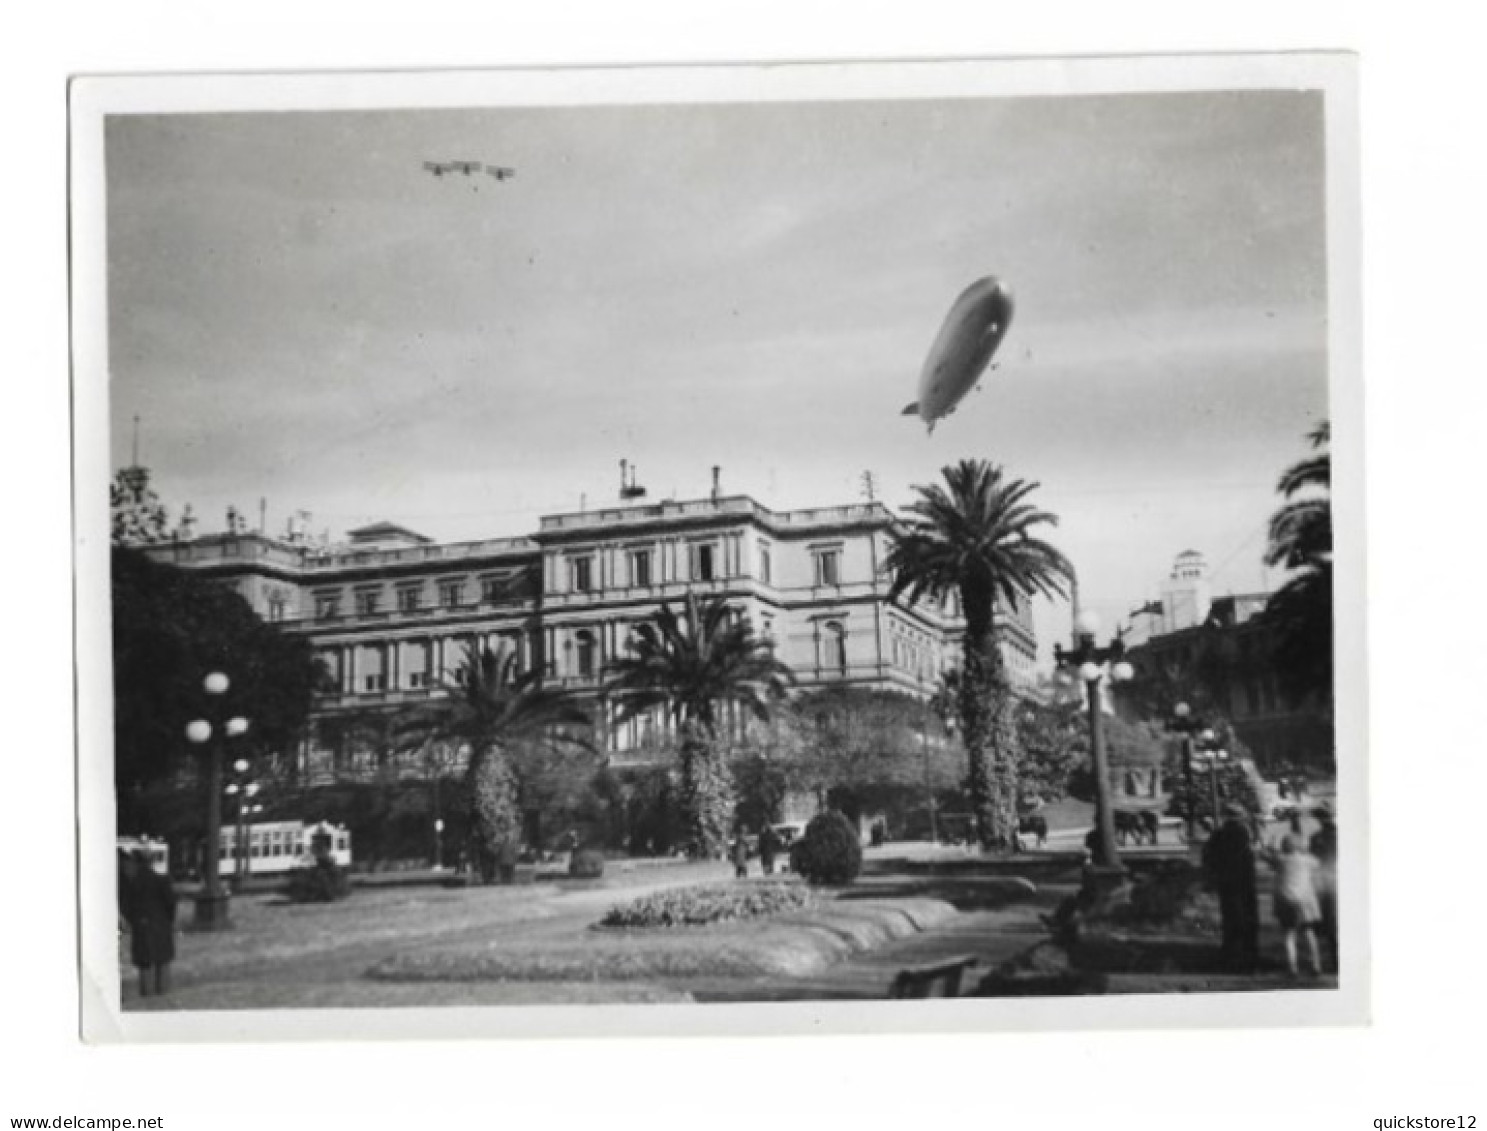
(219, 820, 353, 876)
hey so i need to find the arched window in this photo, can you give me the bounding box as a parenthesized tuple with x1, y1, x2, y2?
(822, 621, 847, 673)
(575, 630, 597, 679)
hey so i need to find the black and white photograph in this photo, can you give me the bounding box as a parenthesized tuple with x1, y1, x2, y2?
(70, 54, 1365, 1041)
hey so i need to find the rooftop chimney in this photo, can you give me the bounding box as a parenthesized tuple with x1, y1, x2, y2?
(711, 466, 721, 501)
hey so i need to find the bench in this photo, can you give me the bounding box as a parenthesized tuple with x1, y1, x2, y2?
(889, 955, 980, 999)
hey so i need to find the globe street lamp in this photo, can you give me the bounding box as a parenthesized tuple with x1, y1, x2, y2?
(1054, 610, 1135, 873)
(185, 673, 249, 929)
(1168, 702, 1205, 844)
(225, 758, 260, 889)
(1193, 730, 1229, 831)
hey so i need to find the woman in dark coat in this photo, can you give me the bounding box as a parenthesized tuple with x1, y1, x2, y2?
(1202, 805, 1260, 972)
(120, 849, 178, 997)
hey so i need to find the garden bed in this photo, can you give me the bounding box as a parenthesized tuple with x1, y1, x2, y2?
(366, 897, 957, 983)
(598, 880, 814, 928)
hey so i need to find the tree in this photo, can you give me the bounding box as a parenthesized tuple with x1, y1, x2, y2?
(1262, 421, 1333, 706)
(111, 466, 170, 546)
(396, 645, 593, 882)
(884, 460, 1073, 850)
(784, 686, 958, 833)
(605, 592, 794, 858)
(111, 546, 324, 830)
(1014, 693, 1084, 809)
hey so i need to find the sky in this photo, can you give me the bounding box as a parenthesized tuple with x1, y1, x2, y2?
(105, 89, 1329, 663)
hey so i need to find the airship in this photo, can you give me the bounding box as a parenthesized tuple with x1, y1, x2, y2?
(902, 277, 1015, 434)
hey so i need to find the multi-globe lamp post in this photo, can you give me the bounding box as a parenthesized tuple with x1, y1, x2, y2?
(1054, 610, 1135, 873)
(1168, 702, 1225, 844)
(225, 760, 262, 889)
(185, 672, 250, 929)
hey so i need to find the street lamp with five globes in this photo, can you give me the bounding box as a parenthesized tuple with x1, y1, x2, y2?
(185, 672, 249, 929)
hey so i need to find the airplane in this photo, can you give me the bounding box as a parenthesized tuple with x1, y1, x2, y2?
(484, 165, 516, 181)
(902, 277, 1015, 434)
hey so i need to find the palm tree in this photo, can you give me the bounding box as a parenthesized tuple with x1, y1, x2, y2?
(605, 592, 794, 858)
(885, 459, 1073, 850)
(397, 644, 593, 882)
(1263, 421, 1333, 706)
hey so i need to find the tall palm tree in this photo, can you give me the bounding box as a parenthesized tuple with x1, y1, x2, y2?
(605, 592, 794, 858)
(1263, 421, 1333, 705)
(885, 459, 1073, 850)
(397, 644, 593, 882)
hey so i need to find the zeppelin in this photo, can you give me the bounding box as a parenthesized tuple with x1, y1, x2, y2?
(902, 277, 1015, 434)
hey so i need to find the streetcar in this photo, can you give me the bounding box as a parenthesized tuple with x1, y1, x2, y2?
(218, 820, 353, 876)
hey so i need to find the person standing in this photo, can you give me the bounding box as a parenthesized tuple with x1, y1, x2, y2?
(119, 849, 178, 998)
(1309, 804, 1339, 967)
(1203, 803, 1260, 972)
(1269, 835, 1324, 977)
(757, 824, 780, 876)
(731, 833, 750, 880)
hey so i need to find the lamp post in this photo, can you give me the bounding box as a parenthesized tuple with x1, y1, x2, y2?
(1195, 731, 1229, 831)
(1168, 702, 1203, 844)
(1054, 610, 1135, 872)
(225, 759, 260, 889)
(185, 672, 249, 930)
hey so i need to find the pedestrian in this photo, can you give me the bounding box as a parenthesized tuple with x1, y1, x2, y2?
(1309, 804, 1339, 966)
(119, 848, 178, 998)
(1268, 834, 1324, 977)
(1202, 803, 1260, 972)
(731, 833, 749, 880)
(758, 824, 780, 876)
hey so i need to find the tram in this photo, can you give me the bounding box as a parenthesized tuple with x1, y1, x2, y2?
(218, 820, 353, 876)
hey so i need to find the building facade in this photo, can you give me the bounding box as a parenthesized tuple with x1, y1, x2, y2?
(142, 490, 1038, 776)
(1122, 551, 1333, 771)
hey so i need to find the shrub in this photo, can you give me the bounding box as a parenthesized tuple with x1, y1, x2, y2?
(568, 848, 606, 879)
(790, 811, 863, 886)
(286, 858, 351, 903)
(598, 880, 814, 929)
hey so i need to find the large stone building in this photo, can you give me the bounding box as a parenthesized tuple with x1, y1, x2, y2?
(1121, 550, 1333, 771)
(141, 483, 1038, 777)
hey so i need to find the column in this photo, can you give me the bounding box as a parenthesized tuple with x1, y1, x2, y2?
(347, 645, 359, 695)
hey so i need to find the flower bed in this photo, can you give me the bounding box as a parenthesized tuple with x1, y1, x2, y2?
(597, 880, 815, 929)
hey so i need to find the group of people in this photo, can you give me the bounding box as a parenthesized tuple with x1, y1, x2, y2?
(117, 849, 178, 997)
(1203, 801, 1338, 977)
(732, 824, 785, 879)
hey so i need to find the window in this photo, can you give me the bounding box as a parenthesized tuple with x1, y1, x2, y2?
(267, 592, 288, 622)
(761, 615, 775, 642)
(359, 646, 385, 693)
(439, 579, 464, 609)
(315, 593, 341, 620)
(628, 549, 652, 587)
(822, 621, 847, 673)
(355, 589, 382, 617)
(406, 641, 431, 688)
(481, 575, 507, 603)
(759, 544, 773, 584)
(570, 556, 594, 592)
(814, 548, 841, 587)
(691, 543, 715, 581)
(575, 630, 597, 678)
(398, 586, 422, 613)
